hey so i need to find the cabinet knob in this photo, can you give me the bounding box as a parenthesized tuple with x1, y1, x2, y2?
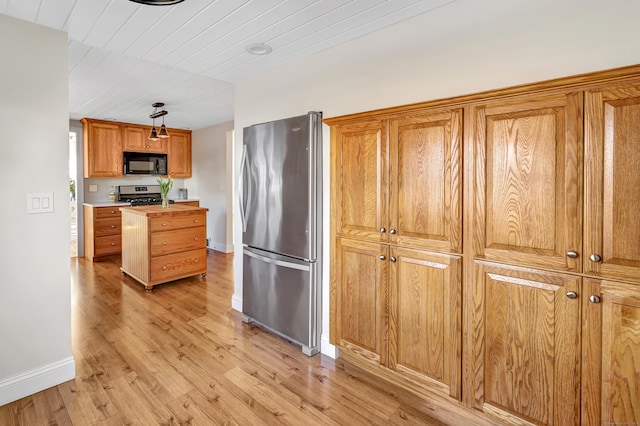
(566, 251, 578, 258)
(110, 210, 115, 214)
(589, 254, 602, 263)
(162, 223, 167, 227)
(380, 227, 386, 233)
(194, 219, 199, 223)
(194, 237, 199, 240)
(162, 266, 167, 270)
(389, 229, 397, 235)
(111, 225, 116, 228)
(162, 241, 167, 245)
(589, 295, 601, 304)
(194, 259, 199, 263)
(390, 256, 397, 262)
(111, 242, 115, 246)
(566, 291, 578, 299)
(379, 255, 386, 260)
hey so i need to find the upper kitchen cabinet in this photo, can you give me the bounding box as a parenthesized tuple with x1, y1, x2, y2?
(389, 109, 462, 253)
(82, 118, 123, 178)
(472, 92, 583, 272)
(123, 126, 167, 153)
(330, 119, 388, 242)
(168, 130, 192, 178)
(584, 81, 640, 283)
(329, 108, 462, 252)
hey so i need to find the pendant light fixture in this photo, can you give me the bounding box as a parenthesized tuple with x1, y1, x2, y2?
(148, 102, 169, 141)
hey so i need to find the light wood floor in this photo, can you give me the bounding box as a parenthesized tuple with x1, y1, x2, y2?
(0, 251, 448, 425)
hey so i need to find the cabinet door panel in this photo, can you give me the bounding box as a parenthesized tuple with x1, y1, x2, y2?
(585, 83, 640, 283)
(583, 279, 640, 425)
(168, 131, 192, 177)
(83, 121, 123, 177)
(388, 248, 461, 399)
(471, 262, 581, 425)
(390, 109, 462, 253)
(474, 93, 582, 272)
(332, 238, 387, 365)
(331, 120, 388, 242)
(123, 126, 167, 153)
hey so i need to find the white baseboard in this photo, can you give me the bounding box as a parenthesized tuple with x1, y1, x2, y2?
(208, 243, 234, 253)
(321, 334, 336, 359)
(231, 293, 243, 312)
(0, 357, 76, 406)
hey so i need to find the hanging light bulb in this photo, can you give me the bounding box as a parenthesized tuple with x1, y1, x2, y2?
(158, 113, 170, 138)
(148, 116, 160, 141)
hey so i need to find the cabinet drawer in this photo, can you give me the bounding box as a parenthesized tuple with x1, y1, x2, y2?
(95, 218, 121, 236)
(94, 235, 121, 256)
(150, 227, 206, 256)
(149, 213, 205, 232)
(150, 249, 207, 282)
(95, 207, 122, 219)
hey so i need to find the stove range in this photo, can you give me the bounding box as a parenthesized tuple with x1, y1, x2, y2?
(117, 185, 174, 206)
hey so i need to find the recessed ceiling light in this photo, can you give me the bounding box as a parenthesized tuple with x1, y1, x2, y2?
(245, 43, 273, 55)
(129, 0, 185, 5)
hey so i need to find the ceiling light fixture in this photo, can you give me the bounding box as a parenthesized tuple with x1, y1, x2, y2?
(129, 0, 185, 5)
(245, 43, 273, 55)
(149, 102, 170, 141)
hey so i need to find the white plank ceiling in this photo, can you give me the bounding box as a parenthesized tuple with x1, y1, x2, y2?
(0, 0, 454, 130)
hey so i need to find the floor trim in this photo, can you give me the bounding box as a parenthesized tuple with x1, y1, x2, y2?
(0, 357, 76, 406)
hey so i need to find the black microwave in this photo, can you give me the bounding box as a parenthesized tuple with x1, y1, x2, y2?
(123, 152, 168, 175)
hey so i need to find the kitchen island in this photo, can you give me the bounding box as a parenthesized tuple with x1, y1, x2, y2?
(120, 204, 208, 291)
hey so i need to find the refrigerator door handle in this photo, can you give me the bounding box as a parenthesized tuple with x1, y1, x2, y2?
(239, 144, 248, 232)
(244, 248, 310, 272)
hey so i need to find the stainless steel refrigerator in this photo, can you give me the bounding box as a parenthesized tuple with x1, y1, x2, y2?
(240, 112, 322, 356)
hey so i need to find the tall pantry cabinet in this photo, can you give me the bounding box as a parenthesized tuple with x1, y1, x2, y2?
(327, 66, 640, 426)
(328, 108, 463, 400)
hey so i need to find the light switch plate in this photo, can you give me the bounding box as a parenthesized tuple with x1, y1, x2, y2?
(27, 193, 54, 214)
(89, 184, 98, 192)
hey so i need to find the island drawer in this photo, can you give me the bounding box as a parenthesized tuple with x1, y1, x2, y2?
(150, 226, 206, 256)
(95, 207, 122, 219)
(94, 235, 121, 256)
(95, 218, 121, 236)
(150, 249, 207, 282)
(149, 213, 206, 232)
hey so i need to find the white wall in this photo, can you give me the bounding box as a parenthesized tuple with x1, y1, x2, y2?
(232, 0, 640, 358)
(0, 15, 75, 405)
(191, 121, 235, 252)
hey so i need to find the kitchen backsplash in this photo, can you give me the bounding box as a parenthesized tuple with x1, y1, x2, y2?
(83, 176, 187, 203)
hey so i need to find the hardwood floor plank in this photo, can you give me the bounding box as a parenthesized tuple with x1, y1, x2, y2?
(0, 251, 454, 425)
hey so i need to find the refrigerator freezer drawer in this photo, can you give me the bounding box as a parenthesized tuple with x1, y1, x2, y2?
(242, 247, 319, 355)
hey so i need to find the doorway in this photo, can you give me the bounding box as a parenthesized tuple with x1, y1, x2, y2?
(69, 131, 78, 257)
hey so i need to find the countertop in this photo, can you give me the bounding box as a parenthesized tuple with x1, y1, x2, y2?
(119, 204, 208, 217)
(83, 199, 199, 208)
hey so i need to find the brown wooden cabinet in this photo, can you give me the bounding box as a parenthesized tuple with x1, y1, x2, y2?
(82, 119, 122, 177)
(81, 118, 191, 178)
(123, 126, 167, 153)
(120, 204, 208, 291)
(168, 130, 192, 178)
(329, 107, 463, 403)
(333, 238, 388, 365)
(83, 204, 123, 261)
(472, 92, 583, 272)
(327, 66, 640, 426)
(470, 261, 581, 425)
(582, 279, 640, 425)
(388, 248, 462, 400)
(584, 82, 640, 283)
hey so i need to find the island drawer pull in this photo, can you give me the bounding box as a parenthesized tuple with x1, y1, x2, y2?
(162, 241, 167, 245)
(162, 266, 167, 270)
